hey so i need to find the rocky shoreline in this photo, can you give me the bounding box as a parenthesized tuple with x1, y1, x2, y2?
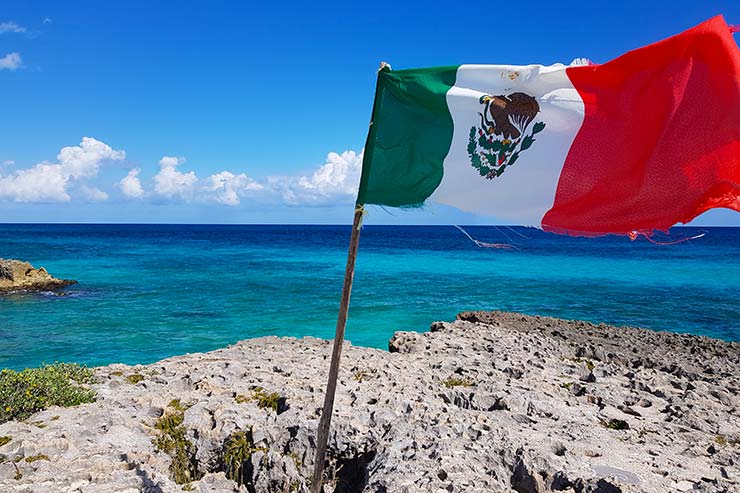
(0, 311, 738, 492)
(0, 259, 76, 293)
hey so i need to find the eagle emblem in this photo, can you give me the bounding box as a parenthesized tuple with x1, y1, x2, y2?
(467, 92, 545, 180)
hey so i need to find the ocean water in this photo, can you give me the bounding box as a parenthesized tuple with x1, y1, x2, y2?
(0, 224, 738, 370)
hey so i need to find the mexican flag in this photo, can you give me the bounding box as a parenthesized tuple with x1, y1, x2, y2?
(357, 16, 740, 235)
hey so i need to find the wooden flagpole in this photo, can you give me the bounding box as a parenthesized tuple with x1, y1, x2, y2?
(311, 204, 365, 492)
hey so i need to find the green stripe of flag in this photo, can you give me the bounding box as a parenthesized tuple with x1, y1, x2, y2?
(357, 65, 460, 206)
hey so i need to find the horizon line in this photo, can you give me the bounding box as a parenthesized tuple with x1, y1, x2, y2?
(0, 222, 731, 228)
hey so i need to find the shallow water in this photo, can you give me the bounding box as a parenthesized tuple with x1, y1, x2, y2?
(0, 224, 738, 370)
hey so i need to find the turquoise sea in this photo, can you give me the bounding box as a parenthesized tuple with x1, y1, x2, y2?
(0, 224, 738, 370)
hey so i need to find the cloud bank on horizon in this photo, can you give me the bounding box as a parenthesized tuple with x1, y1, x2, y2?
(1, 136, 738, 227)
(0, 137, 364, 208)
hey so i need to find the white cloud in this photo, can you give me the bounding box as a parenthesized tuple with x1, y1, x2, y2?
(0, 52, 22, 71)
(124, 158, 263, 205)
(274, 150, 363, 205)
(119, 168, 144, 198)
(0, 162, 69, 202)
(0, 137, 124, 203)
(300, 150, 362, 196)
(203, 171, 263, 206)
(0, 140, 363, 207)
(80, 185, 109, 202)
(42, 18, 53, 25)
(58, 137, 125, 179)
(153, 155, 197, 200)
(1, 160, 14, 166)
(158, 156, 185, 168)
(0, 22, 26, 34)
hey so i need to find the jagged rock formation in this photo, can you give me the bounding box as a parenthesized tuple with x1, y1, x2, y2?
(0, 311, 738, 492)
(0, 258, 76, 292)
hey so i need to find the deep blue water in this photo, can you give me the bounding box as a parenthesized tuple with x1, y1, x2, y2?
(0, 224, 738, 370)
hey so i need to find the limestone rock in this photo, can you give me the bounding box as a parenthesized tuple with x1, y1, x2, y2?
(0, 258, 76, 292)
(0, 312, 738, 492)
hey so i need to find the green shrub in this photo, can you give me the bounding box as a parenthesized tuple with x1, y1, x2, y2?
(0, 436, 10, 447)
(152, 408, 201, 484)
(602, 418, 629, 430)
(168, 399, 187, 412)
(24, 454, 50, 463)
(0, 363, 96, 424)
(352, 368, 377, 382)
(714, 435, 740, 446)
(125, 374, 145, 384)
(222, 429, 267, 485)
(286, 451, 302, 468)
(443, 377, 475, 388)
(235, 387, 284, 413)
(252, 387, 281, 411)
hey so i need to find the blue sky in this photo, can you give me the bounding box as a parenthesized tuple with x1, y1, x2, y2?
(1, 0, 739, 225)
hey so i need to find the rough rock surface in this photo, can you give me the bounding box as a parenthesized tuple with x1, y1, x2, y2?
(0, 258, 76, 292)
(0, 311, 738, 493)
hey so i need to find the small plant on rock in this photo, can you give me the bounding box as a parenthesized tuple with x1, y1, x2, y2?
(24, 454, 50, 463)
(235, 387, 285, 413)
(253, 387, 281, 411)
(168, 399, 190, 412)
(352, 368, 377, 382)
(443, 377, 475, 388)
(286, 451, 302, 468)
(222, 428, 267, 485)
(601, 418, 629, 430)
(713, 435, 739, 446)
(125, 374, 145, 385)
(152, 407, 201, 484)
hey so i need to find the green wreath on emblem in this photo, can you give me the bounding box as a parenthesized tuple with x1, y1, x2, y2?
(467, 93, 546, 180)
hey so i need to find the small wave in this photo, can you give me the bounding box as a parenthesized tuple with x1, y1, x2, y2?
(0, 288, 84, 299)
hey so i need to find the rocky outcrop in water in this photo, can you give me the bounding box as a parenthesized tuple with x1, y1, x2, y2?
(0, 311, 738, 492)
(0, 258, 76, 293)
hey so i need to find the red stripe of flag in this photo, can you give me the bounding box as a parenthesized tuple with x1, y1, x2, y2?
(543, 16, 740, 235)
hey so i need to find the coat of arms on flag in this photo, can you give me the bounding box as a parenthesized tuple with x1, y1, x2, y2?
(467, 92, 546, 180)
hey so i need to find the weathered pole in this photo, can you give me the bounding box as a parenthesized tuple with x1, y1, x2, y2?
(311, 205, 365, 492)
